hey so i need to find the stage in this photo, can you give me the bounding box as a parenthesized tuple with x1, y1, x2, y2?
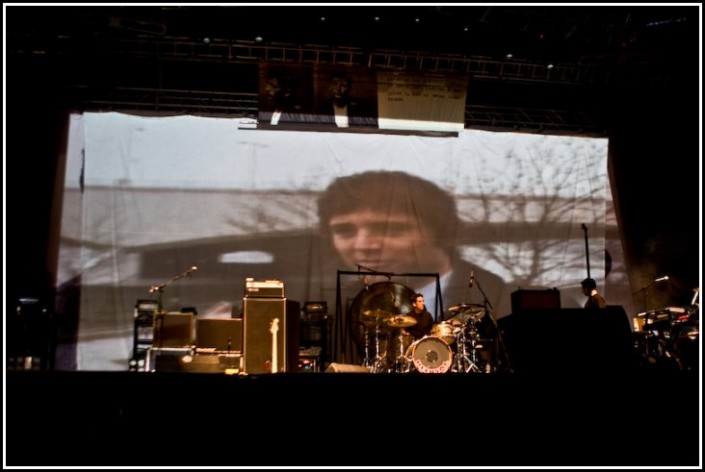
(6, 369, 700, 467)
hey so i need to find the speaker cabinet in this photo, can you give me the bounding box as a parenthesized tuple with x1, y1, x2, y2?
(499, 306, 636, 373)
(196, 318, 243, 353)
(243, 298, 300, 373)
(511, 289, 561, 313)
(152, 312, 194, 348)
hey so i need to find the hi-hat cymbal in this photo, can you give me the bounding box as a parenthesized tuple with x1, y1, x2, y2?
(387, 315, 417, 328)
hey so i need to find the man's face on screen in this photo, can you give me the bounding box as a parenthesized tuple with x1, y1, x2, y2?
(327, 208, 449, 275)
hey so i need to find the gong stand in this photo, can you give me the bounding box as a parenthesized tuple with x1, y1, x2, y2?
(333, 269, 442, 365)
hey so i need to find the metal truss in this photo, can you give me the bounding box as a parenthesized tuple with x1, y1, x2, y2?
(13, 34, 610, 133)
(14, 34, 618, 86)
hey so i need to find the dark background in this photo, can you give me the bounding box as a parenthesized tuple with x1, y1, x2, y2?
(6, 5, 700, 312)
(4, 6, 700, 466)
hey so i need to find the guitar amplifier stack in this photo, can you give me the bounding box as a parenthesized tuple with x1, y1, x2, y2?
(242, 278, 299, 374)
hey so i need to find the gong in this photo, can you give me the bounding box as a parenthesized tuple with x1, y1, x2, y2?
(348, 281, 415, 351)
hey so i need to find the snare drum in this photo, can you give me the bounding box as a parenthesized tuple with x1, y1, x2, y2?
(405, 336, 453, 374)
(431, 322, 456, 344)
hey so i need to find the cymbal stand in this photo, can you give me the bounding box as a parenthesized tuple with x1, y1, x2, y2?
(362, 326, 372, 369)
(390, 329, 409, 373)
(475, 274, 512, 373)
(368, 323, 387, 373)
(451, 322, 482, 373)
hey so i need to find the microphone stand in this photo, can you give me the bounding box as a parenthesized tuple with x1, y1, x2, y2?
(632, 278, 665, 313)
(475, 277, 513, 374)
(148, 267, 196, 349)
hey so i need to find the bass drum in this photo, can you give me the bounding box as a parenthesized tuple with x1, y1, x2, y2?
(406, 336, 453, 374)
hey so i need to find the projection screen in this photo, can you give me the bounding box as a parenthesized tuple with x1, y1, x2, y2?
(56, 112, 624, 370)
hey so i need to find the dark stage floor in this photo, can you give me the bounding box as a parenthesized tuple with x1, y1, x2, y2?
(6, 369, 700, 467)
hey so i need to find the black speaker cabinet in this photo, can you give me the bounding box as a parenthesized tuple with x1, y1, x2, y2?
(499, 306, 636, 373)
(511, 288, 561, 313)
(243, 298, 300, 373)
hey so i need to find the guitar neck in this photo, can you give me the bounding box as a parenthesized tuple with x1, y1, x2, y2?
(270, 318, 280, 373)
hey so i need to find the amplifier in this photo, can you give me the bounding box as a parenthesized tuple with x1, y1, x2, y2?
(511, 288, 561, 313)
(244, 278, 285, 298)
(151, 351, 242, 373)
(146, 347, 193, 372)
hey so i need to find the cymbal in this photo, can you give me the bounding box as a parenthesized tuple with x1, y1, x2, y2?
(448, 303, 484, 313)
(360, 309, 394, 323)
(348, 281, 415, 349)
(447, 304, 485, 324)
(387, 315, 417, 328)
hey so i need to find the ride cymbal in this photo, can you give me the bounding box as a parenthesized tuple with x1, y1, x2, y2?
(447, 304, 485, 323)
(360, 309, 394, 324)
(387, 315, 417, 328)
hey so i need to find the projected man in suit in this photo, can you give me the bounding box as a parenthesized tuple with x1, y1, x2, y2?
(318, 170, 507, 368)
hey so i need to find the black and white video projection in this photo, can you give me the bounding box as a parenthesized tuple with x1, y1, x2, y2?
(57, 112, 626, 370)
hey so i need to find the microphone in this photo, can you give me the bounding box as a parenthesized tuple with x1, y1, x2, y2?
(468, 269, 475, 288)
(654, 275, 669, 283)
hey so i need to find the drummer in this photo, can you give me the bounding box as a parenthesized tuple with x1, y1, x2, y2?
(401, 293, 434, 340)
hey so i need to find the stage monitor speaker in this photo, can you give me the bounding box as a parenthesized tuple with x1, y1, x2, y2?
(511, 288, 561, 313)
(152, 312, 194, 348)
(325, 363, 371, 373)
(243, 298, 300, 373)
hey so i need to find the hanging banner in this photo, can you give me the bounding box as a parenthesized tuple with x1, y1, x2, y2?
(377, 71, 468, 133)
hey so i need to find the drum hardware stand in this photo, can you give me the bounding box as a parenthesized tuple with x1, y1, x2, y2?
(390, 329, 410, 373)
(471, 271, 514, 374)
(363, 323, 388, 373)
(452, 326, 482, 373)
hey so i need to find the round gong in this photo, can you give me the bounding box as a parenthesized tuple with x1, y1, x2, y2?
(349, 281, 415, 352)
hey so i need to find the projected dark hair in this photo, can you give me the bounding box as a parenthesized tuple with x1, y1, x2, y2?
(317, 171, 459, 256)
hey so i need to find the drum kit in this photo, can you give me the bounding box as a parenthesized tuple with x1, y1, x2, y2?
(632, 303, 699, 371)
(354, 294, 495, 374)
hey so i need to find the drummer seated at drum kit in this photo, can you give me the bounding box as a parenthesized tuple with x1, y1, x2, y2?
(399, 293, 434, 341)
(383, 293, 434, 372)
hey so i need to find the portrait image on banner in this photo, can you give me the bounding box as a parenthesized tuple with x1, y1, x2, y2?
(258, 64, 314, 126)
(312, 64, 378, 128)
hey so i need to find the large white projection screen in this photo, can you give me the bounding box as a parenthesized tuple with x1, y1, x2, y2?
(57, 112, 624, 371)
